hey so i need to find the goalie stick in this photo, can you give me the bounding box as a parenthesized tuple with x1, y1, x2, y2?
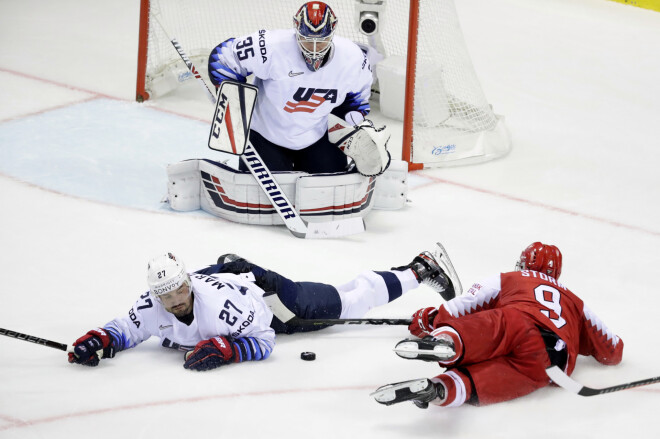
(0, 327, 72, 353)
(154, 17, 364, 239)
(546, 365, 660, 397)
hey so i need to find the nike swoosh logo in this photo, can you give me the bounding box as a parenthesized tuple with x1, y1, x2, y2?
(289, 71, 304, 77)
(159, 325, 173, 330)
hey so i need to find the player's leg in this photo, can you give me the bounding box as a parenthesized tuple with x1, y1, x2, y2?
(239, 130, 295, 172)
(396, 308, 547, 365)
(450, 351, 549, 406)
(377, 351, 549, 408)
(336, 248, 458, 318)
(383, 308, 550, 407)
(270, 268, 419, 332)
(334, 269, 420, 318)
(445, 308, 548, 366)
(268, 277, 343, 334)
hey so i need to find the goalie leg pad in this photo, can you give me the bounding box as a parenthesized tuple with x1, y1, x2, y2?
(198, 159, 301, 225)
(166, 159, 201, 211)
(166, 160, 383, 224)
(295, 172, 375, 222)
(373, 159, 408, 210)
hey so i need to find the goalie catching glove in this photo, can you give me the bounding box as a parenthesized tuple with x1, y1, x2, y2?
(328, 115, 391, 177)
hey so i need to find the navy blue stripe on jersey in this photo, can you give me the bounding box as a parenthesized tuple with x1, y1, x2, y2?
(209, 62, 246, 84)
(330, 91, 370, 122)
(344, 91, 370, 114)
(208, 39, 248, 85)
(233, 337, 271, 362)
(374, 271, 403, 302)
(105, 326, 127, 351)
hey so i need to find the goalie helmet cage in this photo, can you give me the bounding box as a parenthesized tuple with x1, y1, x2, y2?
(136, 0, 512, 169)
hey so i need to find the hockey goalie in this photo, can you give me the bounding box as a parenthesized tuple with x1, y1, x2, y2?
(164, 2, 407, 228)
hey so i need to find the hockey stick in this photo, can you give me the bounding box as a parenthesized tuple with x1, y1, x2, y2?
(0, 327, 72, 353)
(154, 18, 364, 239)
(546, 365, 660, 396)
(288, 317, 411, 326)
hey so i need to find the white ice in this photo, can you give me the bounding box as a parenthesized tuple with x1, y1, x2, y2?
(1, 0, 660, 438)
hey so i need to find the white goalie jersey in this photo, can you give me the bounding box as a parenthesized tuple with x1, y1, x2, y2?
(208, 28, 373, 150)
(103, 271, 276, 355)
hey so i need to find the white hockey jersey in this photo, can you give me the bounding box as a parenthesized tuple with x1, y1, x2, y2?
(104, 271, 275, 356)
(209, 28, 373, 150)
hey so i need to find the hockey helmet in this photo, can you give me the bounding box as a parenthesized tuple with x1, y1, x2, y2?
(147, 252, 191, 298)
(515, 242, 563, 279)
(293, 1, 337, 71)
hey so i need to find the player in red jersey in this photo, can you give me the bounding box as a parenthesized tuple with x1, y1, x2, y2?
(372, 242, 624, 408)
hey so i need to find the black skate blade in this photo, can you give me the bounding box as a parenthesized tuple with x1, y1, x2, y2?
(371, 379, 432, 405)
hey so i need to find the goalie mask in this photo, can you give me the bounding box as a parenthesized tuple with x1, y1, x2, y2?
(147, 252, 191, 300)
(515, 242, 563, 280)
(293, 1, 337, 71)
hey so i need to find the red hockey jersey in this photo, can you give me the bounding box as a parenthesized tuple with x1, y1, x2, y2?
(434, 270, 623, 375)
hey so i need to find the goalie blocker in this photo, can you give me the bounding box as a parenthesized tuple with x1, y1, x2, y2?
(165, 158, 407, 226)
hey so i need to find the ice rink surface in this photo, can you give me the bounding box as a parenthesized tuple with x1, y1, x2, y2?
(1, 0, 660, 438)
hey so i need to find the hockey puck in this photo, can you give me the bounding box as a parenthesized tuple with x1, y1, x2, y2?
(300, 351, 316, 361)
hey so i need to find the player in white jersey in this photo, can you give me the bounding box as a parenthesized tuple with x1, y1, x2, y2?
(208, 1, 374, 174)
(68, 250, 456, 371)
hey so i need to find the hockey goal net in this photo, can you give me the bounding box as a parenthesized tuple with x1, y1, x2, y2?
(136, 0, 511, 168)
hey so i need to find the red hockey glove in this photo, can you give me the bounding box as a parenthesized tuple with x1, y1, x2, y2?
(68, 328, 116, 367)
(183, 336, 239, 371)
(409, 307, 439, 338)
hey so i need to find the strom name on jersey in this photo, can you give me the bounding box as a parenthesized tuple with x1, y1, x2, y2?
(439, 270, 623, 375)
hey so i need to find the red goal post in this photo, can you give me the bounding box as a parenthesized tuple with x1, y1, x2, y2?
(136, 0, 511, 168)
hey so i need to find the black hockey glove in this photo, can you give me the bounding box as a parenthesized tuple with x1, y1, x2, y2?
(183, 336, 238, 371)
(68, 328, 116, 367)
(217, 254, 255, 274)
(216, 257, 282, 294)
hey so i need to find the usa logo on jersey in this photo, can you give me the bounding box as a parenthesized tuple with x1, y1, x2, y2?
(284, 87, 338, 113)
